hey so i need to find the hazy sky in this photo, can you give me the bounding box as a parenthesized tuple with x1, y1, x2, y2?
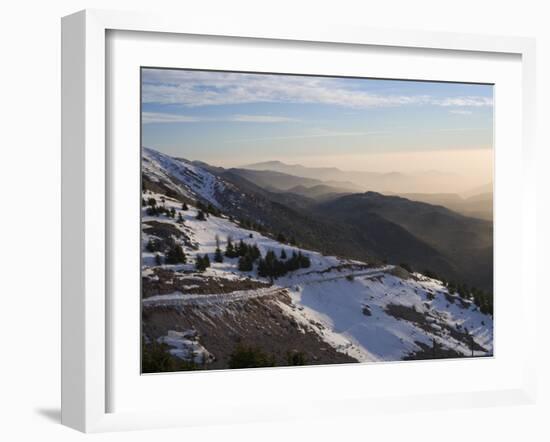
(141, 68, 493, 187)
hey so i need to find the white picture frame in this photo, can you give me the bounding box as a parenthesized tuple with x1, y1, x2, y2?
(61, 9, 537, 433)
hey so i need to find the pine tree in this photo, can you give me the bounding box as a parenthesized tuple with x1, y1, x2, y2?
(195, 255, 205, 271)
(154, 254, 162, 266)
(237, 240, 246, 257)
(214, 247, 223, 263)
(165, 244, 186, 264)
(238, 255, 253, 272)
(257, 258, 267, 278)
(195, 254, 211, 271)
(285, 251, 300, 271)
(250, 244, 261, 261)
(259, 250, 287, 279)
(299, 252, 311, 268)
(225, 237, 236, 258)
(146, 238, 157, 253)
(177, 212, 184, 223)
(170, 207, 176, 218)
(181, 202, 188, 211)
(280, 249, 287, 260)
(196, 210, 207, 221)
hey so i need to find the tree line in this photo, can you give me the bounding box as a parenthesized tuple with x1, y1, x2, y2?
(402, 264, 494, 316)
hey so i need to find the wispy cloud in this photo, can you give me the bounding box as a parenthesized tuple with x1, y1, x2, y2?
(225, 129, 389, 143)
(230, 114, 297, 123)
(142, 112, 202, 124)
(225, 126, 485, 144)
(142, 69, 493, 109)
(449, 109, 474, 115)
(142, 112, 298, 124)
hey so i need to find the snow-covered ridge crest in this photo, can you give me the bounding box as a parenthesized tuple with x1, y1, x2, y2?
(143, 147, 226, 208)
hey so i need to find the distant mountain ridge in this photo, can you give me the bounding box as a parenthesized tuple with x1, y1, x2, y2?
(225, 167, 360, 193)
(316, 192, 493, 290)
(395, 191, 493, 221)
(242, 160, 463, 194)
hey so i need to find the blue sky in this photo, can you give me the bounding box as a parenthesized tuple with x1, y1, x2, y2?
(141, 68, 493, 180)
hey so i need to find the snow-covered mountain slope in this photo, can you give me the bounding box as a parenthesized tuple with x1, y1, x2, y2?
(141, 188, 494, 369)
(143, 147, 229, 208)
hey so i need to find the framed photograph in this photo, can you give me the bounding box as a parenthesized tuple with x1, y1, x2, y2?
(61, 9, 537, 432)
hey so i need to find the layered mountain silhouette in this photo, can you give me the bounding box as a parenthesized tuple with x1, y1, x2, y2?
(242, 160, 461, 194)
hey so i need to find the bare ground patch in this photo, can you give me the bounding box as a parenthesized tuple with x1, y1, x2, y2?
(143, 220, 196, 249)
(142, 269, 271, 298)
(142, 291, 357, 371)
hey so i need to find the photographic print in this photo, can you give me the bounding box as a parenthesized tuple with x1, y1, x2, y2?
(141, 68, 494, 373)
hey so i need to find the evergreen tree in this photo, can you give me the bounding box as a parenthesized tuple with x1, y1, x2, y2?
(250, 244, 261, 261)
(169, 207, 176, 218)
(146, 238, 157, 253)
(225, 237, 237, 258)
(257, 258, 268, 278)
(261, 250, 285, 279)
(195, 255, 209, 272)
(286, 351, 306, 366)
(195, 256, 203, 271)
(265, 250, 276, 267)
(237, 239, 246, 257)
(299, 252, 311, 268)
(273, 258, 286, 278)
(285, 251, 300, 271)
(181, 202, 188, 211)
(280, 249, 287, 260)
(238, 254, 253, 271)
(228, 345, 274, 369)
(276, 233, 287, 243)
(177, 212, 184, 223)
(154, 254, 162, 266)
(214, 247, 223, 263)
(146, 206, 158, 216)
(196, 210, 207, 221)
(195, 254, 210, 272)
(165, 244, 186, 264)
